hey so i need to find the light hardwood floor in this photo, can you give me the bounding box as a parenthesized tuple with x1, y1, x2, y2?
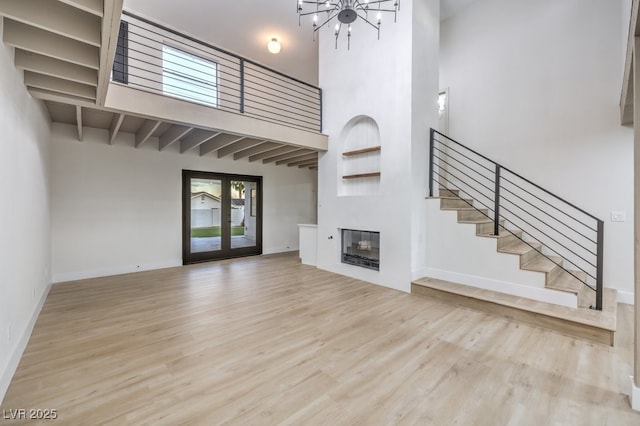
(2, 252, 639, 425)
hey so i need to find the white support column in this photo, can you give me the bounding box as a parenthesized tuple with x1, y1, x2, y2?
(631, 36, 640, 412)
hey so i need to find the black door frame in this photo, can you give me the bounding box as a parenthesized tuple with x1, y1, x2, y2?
(182, 170, 262, 264)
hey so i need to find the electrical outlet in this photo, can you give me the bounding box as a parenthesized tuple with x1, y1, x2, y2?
(611, 211, 626, 222)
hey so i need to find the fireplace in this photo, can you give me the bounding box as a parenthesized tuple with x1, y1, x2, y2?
(341, 229, 380, 271)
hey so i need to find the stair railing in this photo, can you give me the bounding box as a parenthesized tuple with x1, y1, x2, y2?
(428, 129, 605, 310)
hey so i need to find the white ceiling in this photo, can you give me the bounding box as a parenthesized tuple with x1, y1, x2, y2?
(124, 0, 480, 86)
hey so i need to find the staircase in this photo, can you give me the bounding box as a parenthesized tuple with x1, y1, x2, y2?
(438, 187, 594, 307)
(412, 129, 616, 345)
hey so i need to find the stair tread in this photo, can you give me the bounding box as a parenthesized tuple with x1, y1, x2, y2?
(412, 277, 617, 332)
(442, 207, 475, 211)
(477, 229, 521, 239)
(521, 255, 563, 272)
(459, 218, 493, 224)
(498, 240, 542, 255)
(546, 271, 583, 294)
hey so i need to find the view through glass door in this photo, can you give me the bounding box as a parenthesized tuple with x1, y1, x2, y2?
(183, 170, 262, 264)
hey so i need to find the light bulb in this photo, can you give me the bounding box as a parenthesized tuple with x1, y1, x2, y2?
(377, 12, 382, 21)
(313, 14, 318, 22)
(326, 1, 330, 7)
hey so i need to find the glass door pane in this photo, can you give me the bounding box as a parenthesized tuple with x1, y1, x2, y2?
(183, 170, 262, 264)
(190, 177, 222, 253)
(230, 180, 258, 249)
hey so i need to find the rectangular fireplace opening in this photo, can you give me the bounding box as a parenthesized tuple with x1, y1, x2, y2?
(341, 229, 380, 271)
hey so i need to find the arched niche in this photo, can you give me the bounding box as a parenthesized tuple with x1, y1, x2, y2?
(339, 115, 381, 196)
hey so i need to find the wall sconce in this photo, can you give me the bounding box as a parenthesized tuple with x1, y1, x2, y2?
(267, 37, 281, 54)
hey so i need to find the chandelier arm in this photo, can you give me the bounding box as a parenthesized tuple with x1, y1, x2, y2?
(299, 10, 335, 17)
(313, 11, 341, 32)
(356, 0, 396, 6)
(357, 8, 397, 12)
(356, 13, 381, 30)
(299, 1, 339, 4)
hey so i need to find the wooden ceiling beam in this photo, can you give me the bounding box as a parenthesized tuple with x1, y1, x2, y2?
(248, 145, 300, 162)
(217, 138, 264, 159)
(76, 106, 83, 141)
(275, 152, 317, 166)
(57, 0, 103, 17)
(0, 0, 101, 46)
(199, 133, 244, 156)
(286, 154, 319, 167)
(159, 125, 193, 151)
(263, 149, 310, 164)
(14, 50, 97, 87)
(109, 113, 124, 145)
(233, 142, 281, 160)
(181, 130, 219, 153)
(24, 71, 96, 100)
(135, 119, 162, 148)
(3, 19, 99, 70)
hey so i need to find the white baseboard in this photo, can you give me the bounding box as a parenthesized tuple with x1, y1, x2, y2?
(263, 246, 299, 255)
(0, 283, 51, 404)
(422, 267, 577, 308)
(52, 260, 182, 284)
(617, 290, 635, 305)
(413, 267, 430, 281)
(629, 376, 640, 411)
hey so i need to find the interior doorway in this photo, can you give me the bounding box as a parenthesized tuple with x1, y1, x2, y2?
(182, 170, 262, 264)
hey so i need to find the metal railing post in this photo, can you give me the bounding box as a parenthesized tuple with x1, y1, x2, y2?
(319, 88, 323, 132)
(595, 220, 604, 310)
(493, 164, 501, 236)
(429, 128, 435, 197)
(239, 58, 245, 114)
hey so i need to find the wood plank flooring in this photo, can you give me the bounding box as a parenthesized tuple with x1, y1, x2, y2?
(412, 278, 617, 345)
(1, 252, 639, 425)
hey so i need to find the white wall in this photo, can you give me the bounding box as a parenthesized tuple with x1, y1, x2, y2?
(0, 19, 52, 402)
(439, 0, 634, 299)
(51, 124, 317, 282)
(316, 0, 439, 292)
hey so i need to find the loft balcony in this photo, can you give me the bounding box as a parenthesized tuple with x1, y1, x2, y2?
(0, 1, 327, 168)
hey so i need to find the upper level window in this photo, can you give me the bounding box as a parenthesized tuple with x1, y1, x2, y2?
(162, 45, 218, 107)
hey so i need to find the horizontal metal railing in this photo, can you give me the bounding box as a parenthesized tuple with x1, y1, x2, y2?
(111, 11, 322, 133)
(429, 129, 604, 310)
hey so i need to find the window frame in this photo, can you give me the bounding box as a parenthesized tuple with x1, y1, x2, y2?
(161, 43, 219, 108)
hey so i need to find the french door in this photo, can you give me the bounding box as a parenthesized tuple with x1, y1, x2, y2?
(182, 170, 262, 264)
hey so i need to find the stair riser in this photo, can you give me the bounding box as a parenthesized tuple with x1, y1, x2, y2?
(440, 198, 473, 209)
(475, 221, 505, 235)
(457, 209, 489, 222)
(497, 234, 522, 250)
(547, 264, 563, 284)
(439, 188, 459, 198)
(520, 247, 544, 266)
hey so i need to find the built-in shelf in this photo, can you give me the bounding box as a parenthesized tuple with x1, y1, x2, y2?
(342, 172, 381, 179)
(342, 145, 382, 157)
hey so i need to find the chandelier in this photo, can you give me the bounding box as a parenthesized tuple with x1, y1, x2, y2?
(297, 0, 400, 49)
